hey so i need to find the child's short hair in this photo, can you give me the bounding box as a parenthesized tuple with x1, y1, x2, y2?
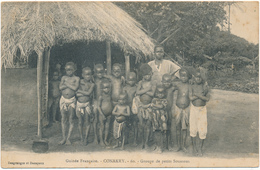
(162, 73, 171, 80)
(101, 79, 111, 87)
(65, 62, 77, 71)
(113, 63, 122, 70)
(94, 64, 104, 71)
(82, 67, 92, 73)
(140, 63, 152, 77)
(179, 68, 192, 79)
(154, 44, 164, 52)
(119, 92, 128, 100)
(127, 72, 136, 80)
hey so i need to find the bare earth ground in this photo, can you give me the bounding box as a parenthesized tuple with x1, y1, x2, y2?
(1, 69, 259, 164)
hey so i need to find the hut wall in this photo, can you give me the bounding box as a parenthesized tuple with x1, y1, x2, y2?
(1, 68, 38, 125)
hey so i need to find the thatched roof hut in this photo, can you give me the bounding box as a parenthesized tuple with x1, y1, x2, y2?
(1, 2, 155, 138)
(1, 2, 155, 68)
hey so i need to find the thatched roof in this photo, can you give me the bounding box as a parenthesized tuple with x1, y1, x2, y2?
(1, 2, 155, 68)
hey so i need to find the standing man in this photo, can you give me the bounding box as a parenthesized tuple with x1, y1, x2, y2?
(148, 44, 181, 150)
(148, 44, 180, 84)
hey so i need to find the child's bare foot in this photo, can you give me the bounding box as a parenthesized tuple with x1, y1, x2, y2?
(104, 140, 109, 146)
(113, 144, 119, 149)
(176, 147, 182, 152)
(182, 147, 188, 153)
(198, 149, 203, 157)
(100, 141, 106, 147)
(65, 139, 71, 145)
(94, 139, 99, 145)
(145, 144, 149, 149)
(59, 139, 66, 145)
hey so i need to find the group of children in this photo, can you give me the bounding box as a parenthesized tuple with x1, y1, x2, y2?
(48, 55, 210, 156)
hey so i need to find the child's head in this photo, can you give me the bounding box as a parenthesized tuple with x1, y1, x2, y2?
(53, 71, 59, 80)
(194, 71, 203, 85)
(65, 62, 76, 77)
(155, 84, 166, 99)
(118, 92, 127, 105)
(154, 44, 164, 60)
(179, 68, 191, 83)
(55, 63, 61, 70)
(101, 79, 111, 94)
(140, 63, 152, 81)
(162, 73, 172, 89)
(127, 72, 137, 86)
(82, 67, 92, 81)
(112, 63, 122, 78)
(94, 64, 104, 79)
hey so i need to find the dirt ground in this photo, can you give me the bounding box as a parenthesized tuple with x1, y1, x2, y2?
(1, 69, 259, 159)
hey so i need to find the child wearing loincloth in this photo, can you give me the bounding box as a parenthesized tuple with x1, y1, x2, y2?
(93, 64, 107, 145)
(76, 67, 95, 145)
(59, 62, 80, 145)
(172, 68, 191, 152)
(133, 63, 156, 149)
(112, 93, 130, 150)
(97, 79, 114, 146)
(123, 72, 138, 146)
(150, 84, 168, 153)
(189, 71, 210, 157)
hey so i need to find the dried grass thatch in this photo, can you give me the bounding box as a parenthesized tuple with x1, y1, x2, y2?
(1, 2, 155, 68)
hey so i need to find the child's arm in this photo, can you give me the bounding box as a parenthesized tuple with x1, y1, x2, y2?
(146, 84, 156, 97)
(77, 83, 95, 96)
(136, 81, 151, 95)
(125, 106, 130, 117)
(189, 86, 198, 101)
(151, 99, 164, 109)
(97, 96, 106, 119)
(121, 76, 126, 86)
(64, 77, 80, 91)
(59, 77, 67, 90)
(194, 92, 210, 102)
(112, 105, 119, 116)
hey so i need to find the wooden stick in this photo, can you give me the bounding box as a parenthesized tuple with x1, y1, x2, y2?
(44, 47, 50, 126)
(37, 50, 43, 139)
(106, 41, 111, 75)
(125, 54, 130, 78)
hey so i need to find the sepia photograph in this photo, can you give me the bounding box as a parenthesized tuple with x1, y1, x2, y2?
(1, 1, 259, 168)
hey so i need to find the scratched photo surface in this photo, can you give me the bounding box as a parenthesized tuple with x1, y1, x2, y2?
(1, 1, 259, 168)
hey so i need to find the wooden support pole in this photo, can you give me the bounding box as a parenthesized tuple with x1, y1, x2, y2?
(125, 54, 130, 78)
(106, 41, 111, 75)
(43, 47, 51, 127)
(37, 51, 43, 139)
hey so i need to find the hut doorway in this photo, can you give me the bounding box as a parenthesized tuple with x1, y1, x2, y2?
(49, 41, 133, 78)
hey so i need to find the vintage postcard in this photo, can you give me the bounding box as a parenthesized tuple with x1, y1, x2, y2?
(1, 1, 259, 168)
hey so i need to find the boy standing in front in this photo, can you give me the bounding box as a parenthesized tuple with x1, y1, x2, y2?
(59, 62, 80, 145)
(76, 67, 95, 145)
(173, 68, 191, 152)
(189, 71, 210, 156)
(134, 63, 156, 149)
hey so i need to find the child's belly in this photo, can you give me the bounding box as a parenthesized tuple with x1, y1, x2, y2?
(62, 88, 76, 99)
(77, 96, 91, 103)
(140, 94, 152, 105)
(176, 96, 190, 109)
(112, 85, 122, 102)
(101, 101, 113, 116)
(116, 115, 126, 123)
(192, 99, 206, 107)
